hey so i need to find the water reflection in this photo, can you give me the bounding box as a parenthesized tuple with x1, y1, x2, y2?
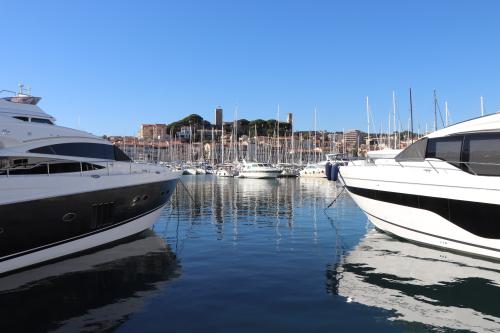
(0, 230, 180, 332)
(329, 230, 500, 332)
(170, 176, 339, 239)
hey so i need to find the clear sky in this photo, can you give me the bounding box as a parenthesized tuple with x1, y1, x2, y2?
(1, 0, 499, 135)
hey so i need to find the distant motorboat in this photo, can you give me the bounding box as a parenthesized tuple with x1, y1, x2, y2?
(276, 163, 299, 178)
(238, 161, 281, 179)
(299, 162, 327, 178)
(216, 164, 235, 177)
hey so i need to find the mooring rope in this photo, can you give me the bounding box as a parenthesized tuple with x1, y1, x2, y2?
(324, 185, 345, 211)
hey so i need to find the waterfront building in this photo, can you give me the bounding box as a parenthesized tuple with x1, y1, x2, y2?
(139, 124, 168, 140)
(215, 107, 223, 129)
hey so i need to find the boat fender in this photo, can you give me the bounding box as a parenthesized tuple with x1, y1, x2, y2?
(325, 162, 332, 181)
(331, 163, 340, 181)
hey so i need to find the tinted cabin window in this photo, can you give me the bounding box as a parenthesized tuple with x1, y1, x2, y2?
(29, 143, 131, 161)
(31, 118, 53, 124)
(113, 146, 131, 161)
(395, 138, 427, 162)
(462, 133, 500, 176)
(0, 162, 104, 175)
(14, 116, 29, 122)
(425, 136, 463, 167)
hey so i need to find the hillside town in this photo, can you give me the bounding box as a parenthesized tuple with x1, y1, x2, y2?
(106, 107, 417, 164)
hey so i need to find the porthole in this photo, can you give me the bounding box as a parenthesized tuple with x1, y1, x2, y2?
(142, 194, 149, 200)
(62, 212, 77, 222)
(131, 196, 141, 207)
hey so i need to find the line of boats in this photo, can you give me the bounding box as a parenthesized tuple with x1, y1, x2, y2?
(174, 154, 348, 179)
(2, 86, 500, 275)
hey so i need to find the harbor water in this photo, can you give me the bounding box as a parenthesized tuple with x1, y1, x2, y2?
(2, 176, 500, 332)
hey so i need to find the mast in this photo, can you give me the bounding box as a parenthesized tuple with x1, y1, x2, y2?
(189, 124, 193, 162)
(290, 115, 294, 164)
(366, 96, 370, 152)
(277, 104, 280, 164)
(314, 107, 317, 162)
(445, 101, 449, 127)
(409, 88, 414, 144)
(388, 112, 391, 148)
(433, 89, 438, 132)
(392, 91, 397, 149)
(211, 127, 215, 165)
(255, 124, 258, 162)
(480, 96, 485, 116)
(221, 123, 225, 164)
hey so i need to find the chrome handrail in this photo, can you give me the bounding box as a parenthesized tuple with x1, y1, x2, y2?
(347, 158, 500, 175)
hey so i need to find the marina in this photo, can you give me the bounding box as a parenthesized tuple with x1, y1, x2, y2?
(2, 176, 500, 332)
(2, 1, 500, 332)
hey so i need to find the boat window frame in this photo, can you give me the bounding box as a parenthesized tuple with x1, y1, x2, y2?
(424, 135, 464, 169)
(461, 132, 500, 176)
(395, 137, 428, 162)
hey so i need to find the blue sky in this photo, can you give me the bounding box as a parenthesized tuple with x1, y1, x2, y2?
(1, 0, 499, 135)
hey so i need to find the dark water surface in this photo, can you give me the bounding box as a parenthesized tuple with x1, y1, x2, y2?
(1, 176, 500, 332)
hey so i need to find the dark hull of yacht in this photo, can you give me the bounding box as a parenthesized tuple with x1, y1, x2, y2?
(0, 178, 178, 274)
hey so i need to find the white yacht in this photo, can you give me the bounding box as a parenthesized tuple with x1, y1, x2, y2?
(276, 163, 299, 178)
(0, 88, 181, 274)
(215, 164, 235, 177)
(299, 163, 327, 178)
(237, 161, 281, 179)
(299, 154, 347, 178)
(340, 113, 500, 259)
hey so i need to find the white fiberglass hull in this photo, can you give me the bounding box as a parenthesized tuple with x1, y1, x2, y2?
(238, 171, 280, 179)
(341, 162, 500, 260)
(299, 172, 326, 178)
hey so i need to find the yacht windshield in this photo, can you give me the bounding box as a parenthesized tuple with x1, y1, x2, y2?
(395, 138, 428, 162)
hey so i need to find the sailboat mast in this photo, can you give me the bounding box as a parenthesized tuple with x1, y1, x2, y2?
(410, 88, 414, 144)
(366, 96, 370, 152)
(314, 107, 317, 162)
(433, 89, 438, 132)
(392, 91, 397, 149)
(445, 101, 449, 127)
(221, 123, 225, 164)
(277, 104, 280, 164)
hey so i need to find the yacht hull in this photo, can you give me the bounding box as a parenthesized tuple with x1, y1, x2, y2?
(346, 188, 500, 260)
(299, 173, 326, 178)
(0, 178, 178, 274)
(238, 171, 280, 179)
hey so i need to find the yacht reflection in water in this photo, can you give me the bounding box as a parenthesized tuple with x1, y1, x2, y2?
(0, 230, 180, 332)
(327, 230, 500, 332)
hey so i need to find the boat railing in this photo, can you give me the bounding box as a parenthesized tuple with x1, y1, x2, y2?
(348, 157, 500, 175)
(0, 159, 166, 178)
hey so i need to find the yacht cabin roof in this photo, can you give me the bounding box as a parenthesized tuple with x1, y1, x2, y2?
(427, 112, 500, 138)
